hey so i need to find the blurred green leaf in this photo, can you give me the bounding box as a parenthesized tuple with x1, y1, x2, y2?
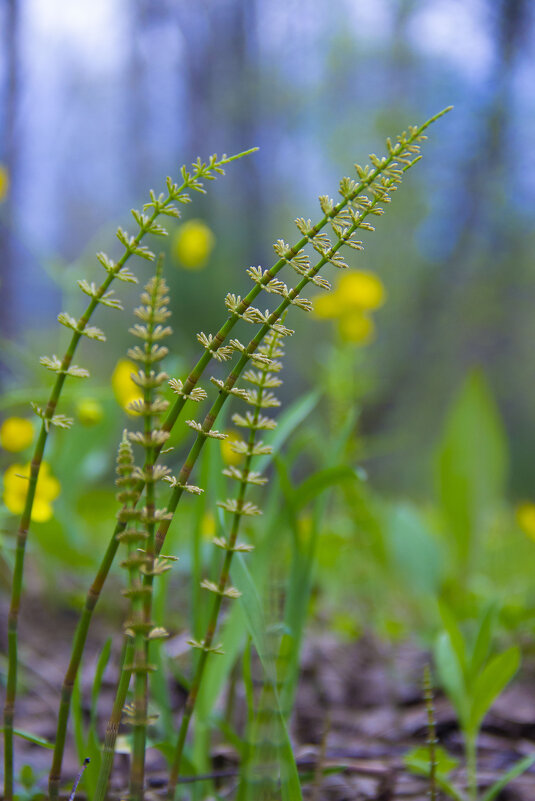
(469, 646, 520, 735)
(434, 631, 468, 726)
(294, 465, 360, 511)
(404, 744, 458, 777)
(480, 754, 535, 801)
(0, 729, 53, 750)
(386, 504, 443, 595)
(255, 390, 320, 474)
(469, 604, 497, 680)
(435, 370, 507, 566)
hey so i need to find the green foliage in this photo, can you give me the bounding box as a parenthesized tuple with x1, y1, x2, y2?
(434, 605, 522, 800)
(435, 370, 508, 572)
(2, 110, 499, 801)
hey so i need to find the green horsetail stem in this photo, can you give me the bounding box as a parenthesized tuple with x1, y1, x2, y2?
(47, 107, 451, 799)
(167, 327, 285, 799)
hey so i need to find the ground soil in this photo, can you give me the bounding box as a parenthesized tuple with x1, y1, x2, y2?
(2, 593, 535, 801)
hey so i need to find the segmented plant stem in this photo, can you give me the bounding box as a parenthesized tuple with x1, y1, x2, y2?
(167, 331, 281, 800)
(6, 202, 164, 801)
(130, 263, 165, 801)
(47, 108, 451, 797)
(45, 150, 254, 801)
(94, 640, 133, 801)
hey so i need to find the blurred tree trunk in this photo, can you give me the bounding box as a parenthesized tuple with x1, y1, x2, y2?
(175, 0, 264, 259)
(0, 0, 19, 345)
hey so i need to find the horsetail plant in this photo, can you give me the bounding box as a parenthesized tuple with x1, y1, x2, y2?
(45, 150, 257, 801)
(167, 327, 288, 799)
(120, 260, 177, 801)
(0, 107, 452, 799)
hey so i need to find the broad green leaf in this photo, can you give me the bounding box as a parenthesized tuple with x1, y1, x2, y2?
(434, 632, 468, 727)
(386, 504, 443, 595)
(434, 371, 507, 565)
(438, 603, 467, 676)
(469, 604, 497, 681)
(469, 646, 520, 735)
(404, 744, 458, 777)
(19, 763, 37, 789)
(480, 754, 535, 801)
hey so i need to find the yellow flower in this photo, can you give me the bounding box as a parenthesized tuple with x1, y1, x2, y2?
(0, 165, 9, 202)
(313, 292, 339, 319)
(221, 430, 244, 467)
(3, 461, 60, 523)
(338, 312, 375, 344)
(112, 359, 143, 414)
(314, 271, 385, 319)
(1, 417, 34, 452)
(516, 502, 535, 541)
(336, 271, 385, 311)
(313, 270, 385, 346)
(171, 219, 215, 270)
(201, 512, 216, 541)
(76, 398, 104, 426)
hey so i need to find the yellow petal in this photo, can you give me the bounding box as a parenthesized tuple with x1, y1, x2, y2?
(172, 219, 215, 270)
(3, 462, 60, 522)
(221, 430, 244, 467)
(201, 512, 216, 541)
(337, 312, 375, 345)
(313, 293, 339, 319)
(76, 398, 104, 426)
(516, 502, 535, 541)
(31, 499, 53, 523)
(1, 417, 34, 452)
(112, 359, 143, 414)
(38, 465, 61, 502)
(337, 271, 385, 311)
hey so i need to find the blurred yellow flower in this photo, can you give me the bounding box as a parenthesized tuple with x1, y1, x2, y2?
(338, 312, 375, 344)
(76, 398, 104, 426)
(221, 430, 243, 467)
(201, 511, 216, 541)
(172, 219, 215, 270)
(315, 271, 385, 319)
(0, 165, 9, 202)
(3, 461, 60, 523)
(1, 417, 34, 452)
(337, 271, 385, 311)
(516, 502, 535, 541)
(112, 359, 143, 414)
(314, 270, 385, 346)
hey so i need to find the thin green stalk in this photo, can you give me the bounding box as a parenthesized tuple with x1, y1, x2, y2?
(128, 262, 168, 801)
(46, 149, 255, 801)
(4, 205, 151, 801)
(94, 640, 133, 801)
(48, 107, 451, 797)
(167, 329, 283, 800)
(466, 732, 477, 801)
